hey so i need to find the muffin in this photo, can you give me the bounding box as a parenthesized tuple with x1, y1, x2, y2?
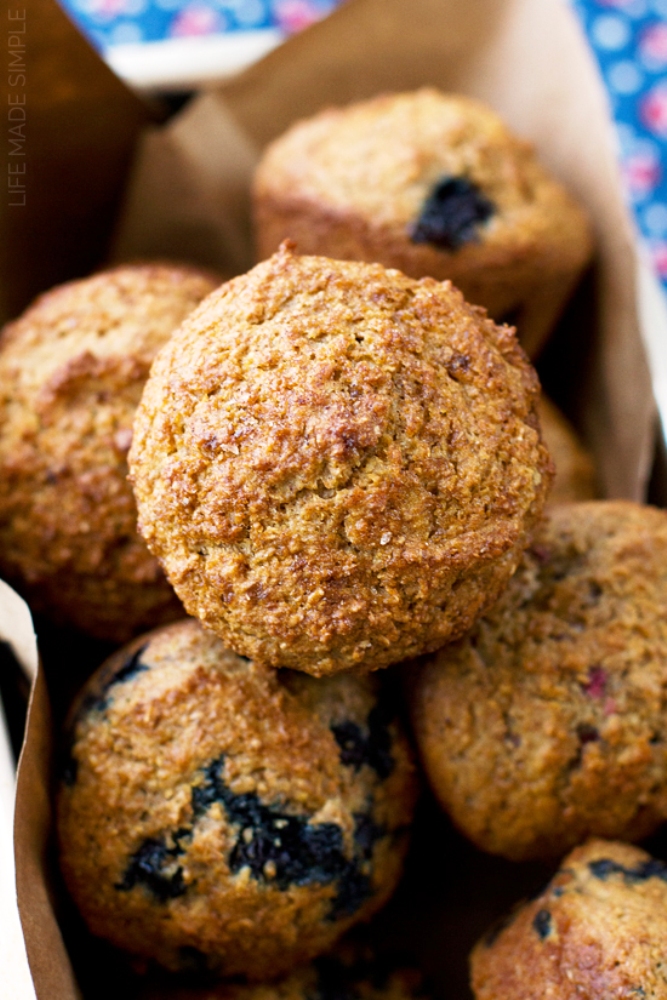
(538, 396, 597, 504)
(253, 89, 593, 357)
(0, 263, 218, 641)
(409, 501, 667, 860)
(129, 244, 552, 677)
(472, 839, 667, 1000)
(57, 619, 418, 979)
(137, 942, 426, 1000)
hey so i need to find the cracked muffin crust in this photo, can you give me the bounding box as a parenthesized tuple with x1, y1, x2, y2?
(472, 839, 667, 1000)
(409, 501, 667, 861)
(57, 619, 418, 979)
(0, 263, 218, 641)
(129, 244, 552, 677)
(253, 89, 593, 357)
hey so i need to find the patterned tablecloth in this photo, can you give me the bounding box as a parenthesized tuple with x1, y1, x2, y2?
(58, 0, 667, 292)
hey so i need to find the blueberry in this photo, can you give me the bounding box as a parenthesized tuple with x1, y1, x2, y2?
(81, 644, 150, 716)
(589, 857, 667, 884)
(331, 692, 395, 779)
(191, 755, 383, 919)
(410, 177, 494, 251)
(108, 644, 150, 687)
(533, 909, 552, 940)
(117, 836, 187, 902)
(353, 812, 385, 860)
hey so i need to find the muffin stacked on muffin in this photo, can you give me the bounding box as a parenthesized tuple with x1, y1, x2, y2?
(253, 89, 593, 356)
(129, 243, 552, 677)
(0, 263, 218, 641)
(54, 240, 556, 987)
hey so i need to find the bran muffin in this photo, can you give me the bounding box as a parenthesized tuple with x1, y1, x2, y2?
(57, 619, 418, 979)
(409, 501, 667, 861)
(253, 89, 593, 357)
(129, 244, 552, 677)
(538, 396, 597, 505)
(471, 839, 667, 1000)
(0, 263, 218, 641)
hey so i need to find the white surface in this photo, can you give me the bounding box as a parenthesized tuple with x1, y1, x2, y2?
(106, 29, 283, 92)
(0, 580, 38, 1000)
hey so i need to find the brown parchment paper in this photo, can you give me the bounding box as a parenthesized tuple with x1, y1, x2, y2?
(8, 0, 664, 996)
(0, 581, 38, 1000)
(0, 0, 152, 323)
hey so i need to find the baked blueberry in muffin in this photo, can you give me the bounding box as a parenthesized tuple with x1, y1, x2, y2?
(472, 839, 667, 1000)
(57, 619, 418, 979)
(253, 89, 593, 356)
(410, 501, 667, 860)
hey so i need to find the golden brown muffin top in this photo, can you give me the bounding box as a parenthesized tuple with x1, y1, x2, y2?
(0, 263, 217, 399)
(254, 89, 590, 260)
(0, 263, 217, 640)
(410, 500, 667, 861)
(472, 839, 667, 1000)
(58, 620, 417, 978)
(130, 244, 551, 676)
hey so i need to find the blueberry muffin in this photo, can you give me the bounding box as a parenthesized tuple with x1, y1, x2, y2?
(253, 89, 593, 357)
(409, 501, 667, 860)
(472, 839, 667, 1000)
(538, 396, 597, 505)
(129, 244, 552, 677)
(0, 264, 218, 641)
(137, 942, 425, 1000)
(57, 619, 418, 979)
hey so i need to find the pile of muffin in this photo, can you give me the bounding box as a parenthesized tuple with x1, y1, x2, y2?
(3, 89, 666, 999)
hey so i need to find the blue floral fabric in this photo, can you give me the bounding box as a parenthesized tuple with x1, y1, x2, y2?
(574, 0, 667, 288)
(59, 0, 667, 290)
(58, 0, 339, 47)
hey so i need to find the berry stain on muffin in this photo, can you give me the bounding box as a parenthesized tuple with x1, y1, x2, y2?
(472, 839, 667, 1000)
(410, 501, 667, 861)
(118, 834, 189, 902)
(58, 620, 418, 978)
(410, 177, 495, 250)
(117, 739, 394, 918)
(330, 697, 395, 779)
(587, 856, 667, 884)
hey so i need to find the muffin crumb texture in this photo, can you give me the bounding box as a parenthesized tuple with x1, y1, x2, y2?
(253, 89, 593, 356)
(472, 839, 667, 1000)
(410, 501, 667, 860)
(0, 263, 218, 640)
(130, 245, 551, 676)
(57, 620, 418, 979)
